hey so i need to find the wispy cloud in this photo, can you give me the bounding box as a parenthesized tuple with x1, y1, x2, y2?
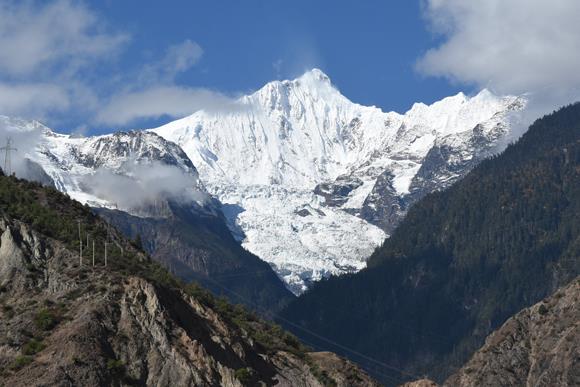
(96, 86, 238, 126)
(0, 0, 126, 121)
(0, 83, 69, 117)
(138, 39, 204, 85)
(94, 37, 243, 126)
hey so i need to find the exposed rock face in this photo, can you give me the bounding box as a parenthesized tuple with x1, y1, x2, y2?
(314, 176, 364, 207)
(399, 380, 438, 387)
(0, 198, 377, 386)
(445, 278, 580, 387)
(359, 171, 407, 232)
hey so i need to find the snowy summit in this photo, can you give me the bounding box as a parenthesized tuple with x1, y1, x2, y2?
(151, 69, 526, 293)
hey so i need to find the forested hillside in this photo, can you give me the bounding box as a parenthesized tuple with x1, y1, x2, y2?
(280, 103, 580, 385)
(96, 204, 294, 313)
(0, 173, 378, 386)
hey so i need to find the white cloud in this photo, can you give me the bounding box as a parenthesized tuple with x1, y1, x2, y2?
(0, 0, 127, 77)
(417, 0, 580, 97)
(139, 39, 204, 84)
(96, 86, 239, 126)
(0, 1, 216, 128)
(0, 0, 126, 122)
(81, 160, 208, 209)
(0, 117, 47, 179)
(163, 39, 204, 75)
(0, 83, 69, 117)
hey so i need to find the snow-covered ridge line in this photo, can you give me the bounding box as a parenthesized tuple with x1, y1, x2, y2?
(151, 69, 526, 293)
(0, 69, 526, 294)
(0, 115, 210, 217)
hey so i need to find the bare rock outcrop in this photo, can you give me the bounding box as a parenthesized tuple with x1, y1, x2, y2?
(0, 207, 378, 386)
(444, 278, 580, 387)
(399, 379, 438, 387)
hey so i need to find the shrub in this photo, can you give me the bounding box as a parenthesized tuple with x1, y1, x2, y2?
(234, 367, 254, 385)
(2, 304, 14, 319)
(538, 304, 548, 315)
(107, 358, 126, 377)
(10, 355, 32, 370)
(34, 308, 59, 330)
(309, 363, 337, 387)
(22, 338, 46, 355)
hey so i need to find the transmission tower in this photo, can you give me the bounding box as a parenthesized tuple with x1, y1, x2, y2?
(0, 137, 17, 175)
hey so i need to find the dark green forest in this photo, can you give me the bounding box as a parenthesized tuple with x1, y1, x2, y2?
(280, 103, 580, 385)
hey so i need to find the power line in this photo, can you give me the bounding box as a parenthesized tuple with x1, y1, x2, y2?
(193, 211, 580, 383)
(211, 269, 274, 279)
(199, 273, 421, 382)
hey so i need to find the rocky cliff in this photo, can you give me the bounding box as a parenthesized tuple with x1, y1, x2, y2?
(400, 278, 579, 387)
(0, 175, 377, 386)
(444, 277, 579, 387)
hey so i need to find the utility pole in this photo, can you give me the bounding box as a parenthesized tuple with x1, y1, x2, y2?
(92, 239, 95, 267)
(104, 224, 109, 267)
(0, 137, 17, 176)
(77, 220, 83, 266)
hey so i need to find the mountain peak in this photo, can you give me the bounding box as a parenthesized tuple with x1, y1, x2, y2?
(297, 68, 331, 84)
(152, 75, 524, 293)
(245, 68, 347, 116)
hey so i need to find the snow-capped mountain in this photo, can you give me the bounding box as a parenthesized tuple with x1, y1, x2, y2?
(0, 116, 295, 309)
(0, 116, 209, 216)
(0, 69, 526, 295)
(152, 69, 526, 294)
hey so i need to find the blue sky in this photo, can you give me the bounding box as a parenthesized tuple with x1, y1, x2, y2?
(0, 1, 578, 134)
(96, 0, 461, 111)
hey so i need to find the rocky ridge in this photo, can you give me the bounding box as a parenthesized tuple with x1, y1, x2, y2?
(444, 277, 579, 387)
(0, 174, 377, 386)
(401, 278, 580, 387)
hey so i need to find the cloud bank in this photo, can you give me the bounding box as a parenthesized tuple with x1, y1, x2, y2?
(0, 117, 49, 183)
(0, 1, 236, 127)
(0, 0, 127, 77)
(417, 0, 580, 99)
(81, 160, 208, 210)
(96, 86, 238, 126)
